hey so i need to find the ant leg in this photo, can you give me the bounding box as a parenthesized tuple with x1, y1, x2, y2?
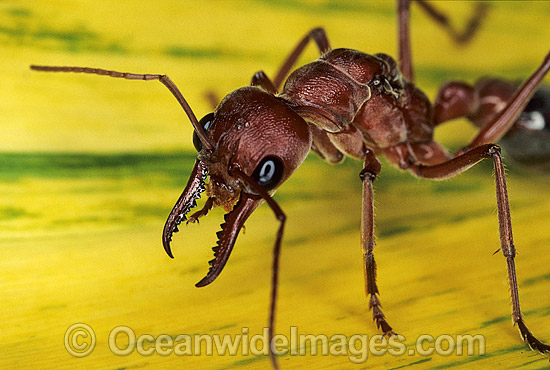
(250, 71, 278, 94)
(215, 27, 330, 107)
(360, 150, 394, 334)
(228, 167, 286, 370)
(465, 51, 550, 151)
(187, 197, 215, 224)
(249, 28, 329, 95)
(208, 28, 329, 107)
(409, 144, 550, 354)
(398, 0, 488, 82)
(272, 27, 330, 90)
(397, 0, 414, 81)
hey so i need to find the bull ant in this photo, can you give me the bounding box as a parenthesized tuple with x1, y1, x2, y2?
(31, 1, 550, 368)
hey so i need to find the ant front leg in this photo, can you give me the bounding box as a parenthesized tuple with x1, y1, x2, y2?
(360, 150, 394, 334)
(228, 166, 287, 370)
(409, 144, 550, 354)
(186, 197, 215, 224)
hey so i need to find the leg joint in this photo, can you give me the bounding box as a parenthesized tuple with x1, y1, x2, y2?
(360, 151, 381, 182)
(486, 144, 501, 157)
(359, 169, 377, 183)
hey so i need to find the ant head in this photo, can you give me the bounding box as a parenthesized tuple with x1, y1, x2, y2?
(163, 86, 312, 286)
(196, 87, 312, 208)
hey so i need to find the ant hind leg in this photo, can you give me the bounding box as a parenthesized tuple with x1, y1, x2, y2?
(410, 144, 550, 355)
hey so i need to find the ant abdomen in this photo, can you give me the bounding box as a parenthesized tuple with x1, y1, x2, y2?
(500, 85, 550, 171)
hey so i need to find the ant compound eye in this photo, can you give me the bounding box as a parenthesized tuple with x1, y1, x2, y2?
(193, 112, 215, 152)
(251, 156, 284, 191)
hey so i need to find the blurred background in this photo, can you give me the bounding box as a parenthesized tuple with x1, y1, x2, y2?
(1, 1, 549, 369)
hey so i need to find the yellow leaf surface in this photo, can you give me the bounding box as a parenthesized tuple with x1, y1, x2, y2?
(1, 1, 549, 369)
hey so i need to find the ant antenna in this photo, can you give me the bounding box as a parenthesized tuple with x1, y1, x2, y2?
(30, 65, 214, 151)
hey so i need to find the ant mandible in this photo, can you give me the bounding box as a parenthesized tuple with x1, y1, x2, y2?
(31, 1, 550, 368)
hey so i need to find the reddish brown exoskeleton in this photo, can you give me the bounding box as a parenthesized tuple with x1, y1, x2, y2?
(31, 1, 550, 368)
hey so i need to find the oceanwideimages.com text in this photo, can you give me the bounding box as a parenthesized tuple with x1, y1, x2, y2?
(65, 323, 486, 364)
